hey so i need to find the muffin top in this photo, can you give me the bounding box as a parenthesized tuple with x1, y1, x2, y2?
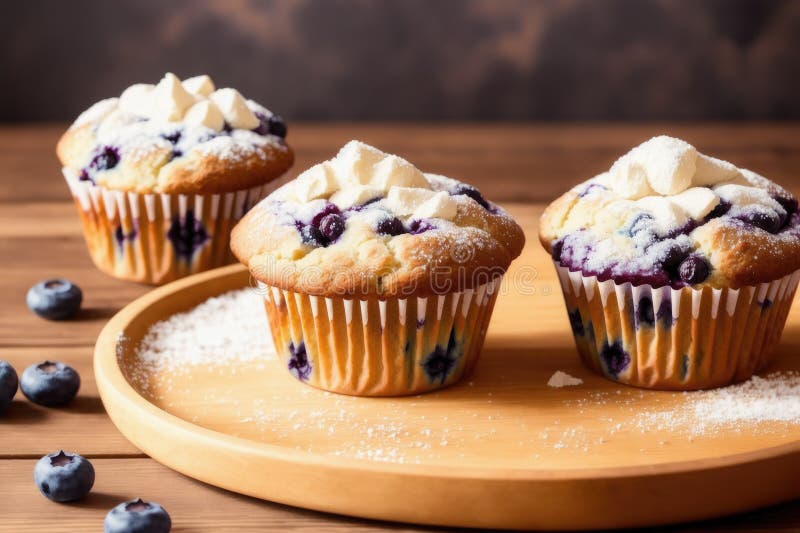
(57, 73, 293, 195)
(232, 141, 525, 298)
(540, 136, 800, 289)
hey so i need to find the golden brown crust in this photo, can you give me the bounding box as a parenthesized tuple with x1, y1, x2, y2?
(156, 142, 293, 194)
(539, 177, 800, 289)
(56, 104, 293, 195)
(538, 188, 580, 252)
(695, 220, 800, 288)
(232, 194, 525, 299)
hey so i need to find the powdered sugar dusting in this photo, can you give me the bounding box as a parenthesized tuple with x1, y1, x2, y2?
(635, 372, 800, 435)
(131, 288, 274, 376)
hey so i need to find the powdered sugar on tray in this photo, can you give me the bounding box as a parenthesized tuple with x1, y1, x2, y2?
(635, 372, 800, 436)
(132, 288, 274, 373)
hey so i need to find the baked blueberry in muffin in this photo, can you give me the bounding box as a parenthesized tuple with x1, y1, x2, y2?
(58, 73, 293, 284)
(232, 140, 525, 396)
(540, 136, 800, 390)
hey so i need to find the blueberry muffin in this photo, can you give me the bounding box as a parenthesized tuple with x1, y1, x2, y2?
(232, 141, 525, 396)
(540, 136, 800, 390)
(58, 73, 293, 284)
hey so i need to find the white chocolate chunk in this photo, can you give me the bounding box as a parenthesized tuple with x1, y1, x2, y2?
(293, 163, 339, 202)
(331, 140, 386, 186)
(693, 154, 743, 185)
(412, 191, 457, 220)
(72, 98, 118, 129)
(154, 73, 196, 122)
(371, 155, 429, 191)
(671, 187, 719, 219)
(183, 100, 224, 132)
(330, 185, 384, 209)
(607, 161, 655, 199)
(210, 88, 259, 130)
(96, 109, 144, 139)
(610, 136, 697, 196)
(635, 196, 690, 232)
(118, 84, 155, 117)
(385, 187, 438, 216)
(182, 75, 215, 97)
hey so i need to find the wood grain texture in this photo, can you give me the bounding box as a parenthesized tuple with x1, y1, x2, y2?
(4, 123, 800, 203)
(2, 124, 800, 531)
(2, 457, 800, 532)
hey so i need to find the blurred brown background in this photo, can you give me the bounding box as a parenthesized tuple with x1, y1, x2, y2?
(2, 0, 799, 122)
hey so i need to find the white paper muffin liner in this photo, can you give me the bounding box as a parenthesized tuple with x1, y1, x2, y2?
(63, 167, 288, 284)
(554, 261, 800, 390)
(257, 276, 504, 396)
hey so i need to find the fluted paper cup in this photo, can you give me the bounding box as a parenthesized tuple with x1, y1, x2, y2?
(555, 262, 800, 390)
(64, 168, 288, 285)
(257, 276, 503, 396)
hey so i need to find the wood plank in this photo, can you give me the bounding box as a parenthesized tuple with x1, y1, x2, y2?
(0, 203, 151, 347)
(0, 347, 142, 457)
(2, 123, 799, 204)
(0, 458, 441, 532)
(0, 457, 798, 532)
(0, 202, 549, 346)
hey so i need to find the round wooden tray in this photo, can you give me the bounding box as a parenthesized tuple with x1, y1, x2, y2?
(95, 263, 800, 530)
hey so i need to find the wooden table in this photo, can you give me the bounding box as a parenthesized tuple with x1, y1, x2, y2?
(2, 123, 800, 532)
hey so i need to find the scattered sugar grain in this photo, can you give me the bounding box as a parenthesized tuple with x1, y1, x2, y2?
(132, 289, 274, 377)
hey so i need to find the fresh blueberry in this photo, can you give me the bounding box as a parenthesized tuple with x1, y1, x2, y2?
(161, 130, 181, 144)
(34, 451, 95, 502)
(451, 184, 489, 209)
(20, 361, 80, 407)
(551, 239, 565, 262)
(300, 225, 326, 247)
(375, 216, 406, 236)
(625, 213, 654, 239)
(254, 112, 288, 138)
(678, 256, 710, 285)
(661, 243, 689, 279)
(0, 360, 18, 415)
(26, 279, 82, 320)
(704, 200, 731, 221)
(266, 115, 287, 138)
(664, 219, 697, 239)
(310, 203, 342, 227)
(318, 213, 345, 242)
(737, 210, 781, 234)
(104, 499, 172, 533)
(89, 146, 120, 172)
(775, 195, 798, 216)
(408, 219, 436, 234)
(78, 169, 94, 184)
